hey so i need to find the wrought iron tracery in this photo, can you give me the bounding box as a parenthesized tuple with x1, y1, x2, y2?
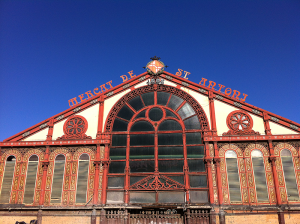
(105, 84, 210, 132)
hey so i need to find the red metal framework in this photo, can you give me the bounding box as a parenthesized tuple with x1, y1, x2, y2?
(105, 85, 210, 132)
(57, 115, 91, 140)
(105, 86, 209, 204)
(223, 110, 260, 136)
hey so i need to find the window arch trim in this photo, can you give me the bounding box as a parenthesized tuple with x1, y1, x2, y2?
(105, 85, 210, 132)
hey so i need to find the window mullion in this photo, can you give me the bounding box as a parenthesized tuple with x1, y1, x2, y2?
(125, 133, 130, 204)
(155, 131, 158, 172)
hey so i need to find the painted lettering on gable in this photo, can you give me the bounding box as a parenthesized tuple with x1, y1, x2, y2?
(175, 68, 190, 79)
(68, 80, 114, 107)
(120, 70, 136, 82)
(199, 77, 248, 102)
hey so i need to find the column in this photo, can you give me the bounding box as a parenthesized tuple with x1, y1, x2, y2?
(101, 143, 110, 205)
(204, 142, 214, 204)
(268, 140, 282, 205)
(40, 146, 49, 205)
(213, 142, 223, 205)
(93, 144, 101, 205)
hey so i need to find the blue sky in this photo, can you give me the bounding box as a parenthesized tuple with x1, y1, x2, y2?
(0, 0, 299, 141)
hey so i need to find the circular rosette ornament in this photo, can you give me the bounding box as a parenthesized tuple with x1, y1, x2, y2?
(145, 56, 166, 76)
(57, 115, 91, 140)
(228, 111, 252, 131)
(223, 110, 260, 136)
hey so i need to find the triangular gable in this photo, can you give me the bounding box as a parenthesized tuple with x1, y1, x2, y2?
(2, 70, 300, 143)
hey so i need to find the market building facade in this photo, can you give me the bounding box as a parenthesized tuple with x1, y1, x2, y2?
(1, 58, 300, 224)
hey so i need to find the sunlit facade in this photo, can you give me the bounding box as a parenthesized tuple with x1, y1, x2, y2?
(1, 63, 300, 224)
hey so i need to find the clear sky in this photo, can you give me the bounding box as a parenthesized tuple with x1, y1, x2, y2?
(0, 0, 299, 141)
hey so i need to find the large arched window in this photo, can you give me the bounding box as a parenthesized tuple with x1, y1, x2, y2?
(225, 150, 241, 202)
(24, 155, 39, 204)
(51, 154, 65, 204)
(251, 150, 268, 202)
(0, 156, 16, 203)
(107, 91, 207, 204)
(281, 149, 299, 201)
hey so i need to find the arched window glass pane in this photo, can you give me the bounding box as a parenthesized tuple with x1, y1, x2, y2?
(188, 160, 205, 172)
(51, 155, 65, 203)
(135, 110, 146, 119)
(130, 121, 154, 132)
(0, 156, 16, 203)
(225, 151, 241, 202)
(158, 146, 183, 158)
(130, 161, 155, 172)
(158, 133, 183, 145)
(166, 109, 178, 118)
(141, 92, 154, 106)
(251, 150, 268, 202)
(76, 154, 89, 203)
(157, 92, 170, 105)
(187, 146, 204, 158)
(130, 147, 154, 159)
(149, 108, 163, 121)
(129, 96, 144, 111)
(190, 175, 207, 188)
(186, 133, 202, 144)
(112, 135, 127, 146)
(24, 155, 39, 204)
(130, 134, 154, 146)
(112, 118, 128, 131)
(167, 95, 184, 111)
(281, 149, 299, 201)
(117, 105, 134, 121)
(108, 177, 124, 189)
(158, 120, 182, 131)
(184, 116, 201, 130)
(158, 160, 184, 172)
(177, 103, 195, 120)
(110, 148, 126, 160)
(109, 161, 126, 173)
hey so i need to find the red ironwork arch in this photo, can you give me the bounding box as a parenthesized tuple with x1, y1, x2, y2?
(105, 85, 210, 132)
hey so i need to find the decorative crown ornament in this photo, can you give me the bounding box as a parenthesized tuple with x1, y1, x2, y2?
(144, 56, 168, 76)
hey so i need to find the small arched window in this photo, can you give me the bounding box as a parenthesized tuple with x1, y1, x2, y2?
(24, 155, 39, 204)
(76, 154, 90, 203)
(281, 149, 299, 201)
(225, 150, 241, 202)
(51, 154, 65, 203)
(251, 150, 268, 202)
(0, 156, 16, 203)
